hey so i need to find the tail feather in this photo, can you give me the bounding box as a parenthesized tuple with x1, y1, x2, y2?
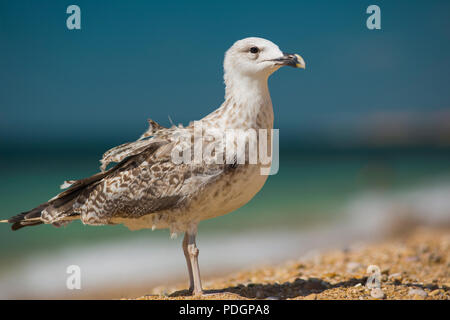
(11, 220, 44, 231)
(5, 171, 109, 231)
(6, 203, 49, 230)
(4, 142, 155, 231)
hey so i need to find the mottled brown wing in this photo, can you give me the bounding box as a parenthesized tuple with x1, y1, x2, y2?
(79, 143, 228, 225)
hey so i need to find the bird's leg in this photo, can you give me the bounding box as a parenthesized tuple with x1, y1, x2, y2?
(186, 231, 203, 295)
(182, 232, 194, 292)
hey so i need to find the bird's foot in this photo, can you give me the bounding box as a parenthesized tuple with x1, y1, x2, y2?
(192, 289, 204, 296)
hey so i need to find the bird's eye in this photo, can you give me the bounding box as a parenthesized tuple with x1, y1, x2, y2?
(249, 47, 259, 54)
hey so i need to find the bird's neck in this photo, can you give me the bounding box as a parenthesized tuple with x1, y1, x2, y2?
(205, 74, 274, 130)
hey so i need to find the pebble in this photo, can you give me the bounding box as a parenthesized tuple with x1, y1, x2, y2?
(370, 288, 385, 299)
(405, 256, 420, 262)
(304, 293, 317, 300)
(324, 272, 337, 278)
(346, 262, 362, 273)
(430, 289, 443, 297)
(418, 244, 430, 253)
(428, 253, 442, 263)
(408, 288, 428, 298)
(265, 296, 280, 300)
(388, 272, 402, 280)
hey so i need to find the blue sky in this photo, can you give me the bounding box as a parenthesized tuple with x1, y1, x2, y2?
(1, 0, 449, 144)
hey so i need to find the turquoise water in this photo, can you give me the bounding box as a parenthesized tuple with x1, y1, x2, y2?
(1, 144, 450, 269)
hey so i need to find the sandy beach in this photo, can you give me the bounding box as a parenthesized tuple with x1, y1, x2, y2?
(130, 227, 449, 300)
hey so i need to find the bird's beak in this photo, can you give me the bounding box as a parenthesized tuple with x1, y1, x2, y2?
(272, 53, 305, 69)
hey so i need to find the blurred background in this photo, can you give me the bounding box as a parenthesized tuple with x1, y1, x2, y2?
(0, 0, 449, 298)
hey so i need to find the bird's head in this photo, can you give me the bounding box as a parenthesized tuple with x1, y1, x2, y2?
(224, 37, 305, 80)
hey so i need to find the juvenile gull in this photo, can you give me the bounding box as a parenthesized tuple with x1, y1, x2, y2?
(1, 37, 305, 295)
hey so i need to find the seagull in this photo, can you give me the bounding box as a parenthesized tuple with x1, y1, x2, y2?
(1, 37, 304, 295)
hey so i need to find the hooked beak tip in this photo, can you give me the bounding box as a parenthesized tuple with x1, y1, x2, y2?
(293, 54, 306, 69)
